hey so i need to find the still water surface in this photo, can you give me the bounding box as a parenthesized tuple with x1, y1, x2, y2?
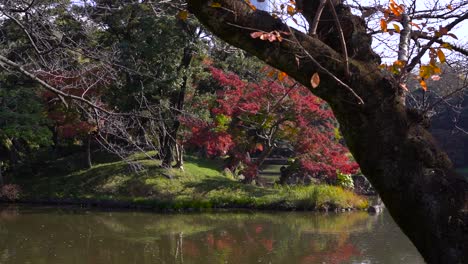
(0, 205, 424, 264)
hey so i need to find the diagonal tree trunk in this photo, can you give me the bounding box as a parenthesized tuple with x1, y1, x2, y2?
(187, 1, 467, 263)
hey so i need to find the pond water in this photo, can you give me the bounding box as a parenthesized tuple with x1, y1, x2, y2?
(0, 205, 424, 264)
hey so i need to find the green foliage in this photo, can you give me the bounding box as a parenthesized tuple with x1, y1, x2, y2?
(336, 171, 355, 190)
(0, 75, 52, 150)
(213, 114, 231, 132)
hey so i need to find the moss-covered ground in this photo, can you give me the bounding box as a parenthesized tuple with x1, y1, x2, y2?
(11, 151, 368, 211)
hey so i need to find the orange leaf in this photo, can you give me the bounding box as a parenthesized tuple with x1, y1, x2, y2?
(244, 0, 257, 10)
(380, 19, 388, 32)
(250, 32, 264, 39)
(311, 73, 320, 88)
(447, 4, 453, 10)
(420, 80, 427, 91)
(433, 65, 442, 74)
(267, 70, 276, 78)
(287, 5, 295, 15)
(389, 4, 401, 16)
(278, 71, 288, 81)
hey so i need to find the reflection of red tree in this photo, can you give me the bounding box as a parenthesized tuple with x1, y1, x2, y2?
(301, 242, 361, 264)
(182, 240, 200, 257)
(254, 225, 263, 234)
(205, 232, 234, 251)
(206, 233, 215, 247)
(260, 238, 274, 252)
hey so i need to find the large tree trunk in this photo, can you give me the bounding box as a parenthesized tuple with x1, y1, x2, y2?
(187, 1, 467, 263)
(161, 47, 193, 168)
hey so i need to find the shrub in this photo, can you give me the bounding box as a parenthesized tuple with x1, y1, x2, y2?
(0, 184, 22, 200)
(336, 171, 354, 190)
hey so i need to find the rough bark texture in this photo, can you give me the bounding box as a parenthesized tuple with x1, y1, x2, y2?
(187, 0, 467, 263)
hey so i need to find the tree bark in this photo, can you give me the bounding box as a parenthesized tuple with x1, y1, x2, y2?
(175, 143, 184, 170)
(0, 161, 4, 186)
(187, 1, 467, 263)
(161, 47, 193, 168)
(85, 134, 92, 169)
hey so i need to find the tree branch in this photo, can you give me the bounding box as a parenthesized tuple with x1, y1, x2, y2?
(406, 11, 468, 72)
(0, 54, 113, 115)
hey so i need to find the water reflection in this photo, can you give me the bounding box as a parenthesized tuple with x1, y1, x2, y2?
(0, 205, 423, 264)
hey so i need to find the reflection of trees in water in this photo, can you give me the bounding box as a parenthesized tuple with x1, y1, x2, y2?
(0, 206, 423, 264)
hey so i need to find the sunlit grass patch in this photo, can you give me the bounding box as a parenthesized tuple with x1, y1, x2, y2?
(14, 153, 368, 211)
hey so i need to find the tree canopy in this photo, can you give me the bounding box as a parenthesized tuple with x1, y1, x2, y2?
(0, 0, 467, 262)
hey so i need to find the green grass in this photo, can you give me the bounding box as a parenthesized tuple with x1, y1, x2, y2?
(12, 152, 368, 211)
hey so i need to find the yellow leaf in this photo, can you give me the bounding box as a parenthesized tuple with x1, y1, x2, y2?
(419, 65, 432, 79)
(437, 49, 446, 63)
(177, 10, 189, 21)
(380, 19, 387, 32)
(420, 80, 427, 91)
(433, 65, 442, 74)
(441, 43, 453, 50)
(311, 72, 320, 88)
(393, 24, 401, 33)
(210, 2, 222, 8)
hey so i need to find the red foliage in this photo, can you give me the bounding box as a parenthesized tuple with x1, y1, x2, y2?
(0, 184, 22, 201)
(184, 66, 358, 181)
(182, 116, 234, 156)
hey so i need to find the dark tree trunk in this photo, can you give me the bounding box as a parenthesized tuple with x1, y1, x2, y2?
(188, 1, 467, 263)
(0, 161, 4, 186)
(161, 47, 193, 168)
(243, 145, 274, 184)
(85, 134, 92, 169)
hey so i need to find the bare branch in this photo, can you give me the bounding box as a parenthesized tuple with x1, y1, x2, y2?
(406, 11, 468, 72)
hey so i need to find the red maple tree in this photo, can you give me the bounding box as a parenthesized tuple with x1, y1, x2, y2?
(184, 66, 358, 182)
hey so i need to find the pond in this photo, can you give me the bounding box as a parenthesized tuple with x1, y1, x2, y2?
(0, 205, 424, 264)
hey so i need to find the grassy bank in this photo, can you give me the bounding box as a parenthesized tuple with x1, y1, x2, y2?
(8, 152, 368, 211)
